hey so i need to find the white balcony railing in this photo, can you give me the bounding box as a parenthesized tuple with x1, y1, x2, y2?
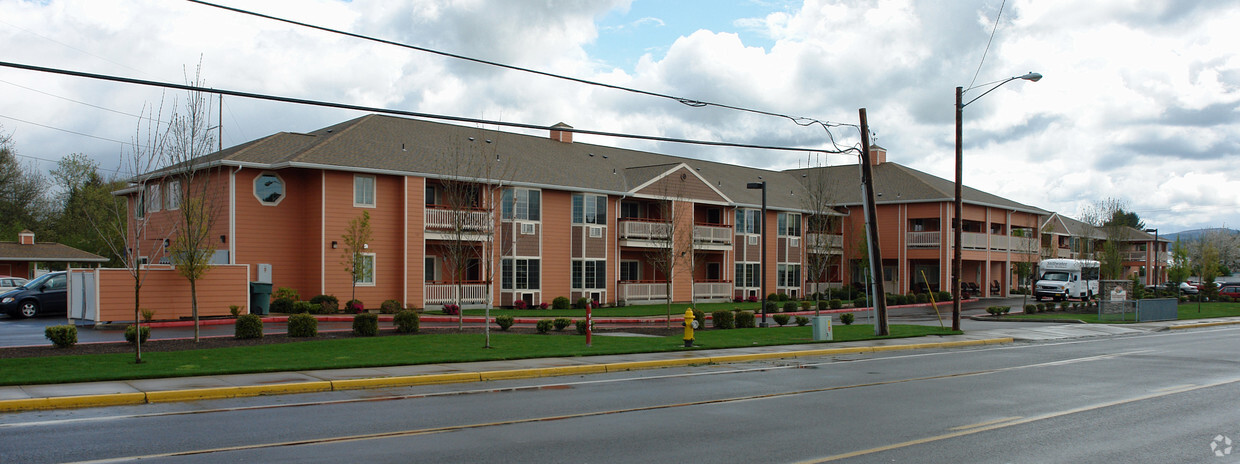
(1010, 236, 1039, 253)
(619, 220, 671, 240)
(805, 233, 844, 251)
(692, 281, 732, 299)
(692, 225, 732, 245)
(425, 208, 490, 231)
(424, 282, 489, 306)
(961, 232, 989, 250)
(907, 231, 941, 248)
(619, 281, 669, 301)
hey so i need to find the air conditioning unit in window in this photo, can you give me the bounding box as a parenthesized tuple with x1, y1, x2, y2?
(790, 237, 800, 247)
(748, 235, 758, 246)
(521, 223, 536, 235)
(589, 226, 603, 238)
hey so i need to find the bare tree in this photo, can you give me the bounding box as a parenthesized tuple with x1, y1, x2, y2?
(800, 169, 841, 317)
(643, 179, 693, 328)
(1012, 227, 1039, 309)
(1079, 198, 1128, 280)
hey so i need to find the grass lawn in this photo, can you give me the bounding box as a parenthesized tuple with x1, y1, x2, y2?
(461, 301, 771, 318)
(0, 324, 956, 386)
(1001, 302, 1240, 323)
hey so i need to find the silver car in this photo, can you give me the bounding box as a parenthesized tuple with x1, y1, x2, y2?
(0, 276, 28, 294)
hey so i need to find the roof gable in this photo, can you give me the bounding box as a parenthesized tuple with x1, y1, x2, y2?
(629, 164, 730, 203)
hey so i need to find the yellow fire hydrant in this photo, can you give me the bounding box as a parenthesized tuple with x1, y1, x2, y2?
(683, 309, 695, 347)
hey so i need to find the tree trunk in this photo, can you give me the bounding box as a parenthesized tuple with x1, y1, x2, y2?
(191, 279, 199, 342)
(133, 279, 142, 364)
(665, 279, 672, 329)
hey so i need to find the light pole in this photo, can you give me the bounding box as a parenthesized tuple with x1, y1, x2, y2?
(953, 72, 1041, 331)
(1144, 228, 1159, 290)
(747, 181, 768, 327)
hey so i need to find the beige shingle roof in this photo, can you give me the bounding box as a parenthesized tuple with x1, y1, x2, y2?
(0, 242, 108, 263)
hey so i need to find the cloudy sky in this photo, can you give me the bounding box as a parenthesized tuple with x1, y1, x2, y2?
(1, 0, 1237, 233)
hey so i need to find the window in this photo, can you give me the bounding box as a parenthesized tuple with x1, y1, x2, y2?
(502, 189, 541, 220)
(573, 260, 607, 289)
(620, 201, 641, 219)
(254, 172, 285, 205)
(572, 194, 607, 224)
(588, 226, 603, 238)
(778, 264, 801, 287)
(620, 260, 640, 281)
(146, 183, 161, 214)
(354, 175, 376, 207)
(520, 223, 536, 235)
(166, 180, 181, 210)
(353, 253, 375, 286)
(424, 257, 437, 282)
(425, 186, 437, 206)
(735, 262, 759, 288)
(778, 212, 801, 236)
(501, 258, 540, 290)
(135, 190, 145, 219)
(736, 209, 761, 234)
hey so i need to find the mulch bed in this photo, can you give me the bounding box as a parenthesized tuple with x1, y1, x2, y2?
(0, 326, 683, 359)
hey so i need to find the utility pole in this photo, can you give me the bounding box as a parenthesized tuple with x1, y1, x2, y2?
(857, 108, 888, 336)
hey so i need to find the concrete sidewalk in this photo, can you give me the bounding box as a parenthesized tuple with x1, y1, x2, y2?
(0, 331, 1013, 413)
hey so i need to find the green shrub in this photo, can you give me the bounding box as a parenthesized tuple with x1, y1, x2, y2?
(936, 291, 952, 302)
(795, 316, 810, 326)
(270, 298, 294, 314)
(852, 297, 867, 308)
(782, 301, 798, 312)
(1038, 303, 1049, 312)
(691, 309, 706, 329)
(735, 311, 756, 328)
(764, 301, 778, 313)
(310, 295, 339, 313)
(345, 299, 365, 313)
(986, 306, 1004, 316)
(394, 310, 420, 334)
(575, 319, 590, 335)
(380, 299, 403, 314)
(1060, 301, 1070, 311)
(767, 293, 780, 302)
(888, 294, 903, 305)
(1024, 304, 1037, 314)
(536, 319, 553, 334)
(914, 293, 929, 304)
(574, 297, 589, 309)
(800, 301, 812, 311)
(292, 301, 313, 314)
(124, 325, 150, 344)
(552, 296, 571, 309)
(288, 313, 318, 337)
(352, 313, 378, 336)
(840, 313, 855, 325)
(773, 314, 791, 326)
(44, 325, 77, 348)
(553, 317, 572, 331)
(712, 310, 735, 329)
(229, 305, 242, 317)
(273, 287, 300, 302)
(817, 301, 829, 312)
(829, 299, 842, 310)
(495, 315, 514, 331)
(311, 301, 336, 314)
(234, 314, 263, 339)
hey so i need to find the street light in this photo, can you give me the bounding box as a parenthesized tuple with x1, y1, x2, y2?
(953, 72, 1041, 331)
(747, 181, 768, 327)
(1144, 228, 1159, 289)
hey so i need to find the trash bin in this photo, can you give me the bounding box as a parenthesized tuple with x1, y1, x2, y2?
(249, 282, 272, 315)
(812, 316, 833, 341)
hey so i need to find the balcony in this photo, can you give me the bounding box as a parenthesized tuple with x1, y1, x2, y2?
(619, 280, 669, 302)
(907, 231, 941, 248)
(693, 280, 732, 301)
(805, 233, 844, 253)
(692, 224, 732, 250)
(424, 281, 489, 306)
(425, 207, 491, 241)
(618, 219, 671, 248)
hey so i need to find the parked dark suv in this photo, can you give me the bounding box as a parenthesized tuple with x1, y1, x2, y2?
(0, 271, 68, 318)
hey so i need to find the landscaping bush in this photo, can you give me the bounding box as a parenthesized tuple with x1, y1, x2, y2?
(1038, 303, 1049, 312)
(986, 306, 1006, 316)
(309, 301, 334, 314)
(380, 299, 403, 314)
(229, 305, 242, 317)
(767, 293, 780, 302)
(817, 301, 829, 312)
(574, 297, 590, 309)
(773, 314, 791, 326)
(691, 309, 706, 329)
(552, 296, 571, 309)
(45, 325, 77, 348)
(536, 319, 553, 334)
(234, 314, 263, 339)
(852, 297, 867, 308)
(712, 310, 735, 329)
(783, 301, 798, 313)
(345, 299, 365, 314)
(495, 315, 514, 331)
(394, 310, 420, 334)
(747, 295, 759, 303)
(915, 293, 929, 304)
(936, 291, 952, 302)
(513, 299, 528, 310)
(270, 298, 294, 314)
(539, 302, 550, 309)
(442, 304, 460, 315)
(553, 317, 572, 331)
(575, 319, 590, 335)
(309, 295, 339, 312)
(795, 316, 810, 326)
(352, 313, 379, 336)
(273, 286, 300, 302)
(800, 301, 812, 311)
(124, 325, 150, 344)
(735, 311, 756, 328)
(287, 313, 318, 338)
(888, 294, 904, 305)
(829, 299, 842, 310)
(1060, 301, 1070, 311)
(1024, 304, 1037, 314)
(840, 313, 855, 325)
(764, 301, 778, 313)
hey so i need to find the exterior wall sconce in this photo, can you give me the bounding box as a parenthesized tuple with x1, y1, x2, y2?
(220, 235, 227, 244)
(331, 241, 338, 249)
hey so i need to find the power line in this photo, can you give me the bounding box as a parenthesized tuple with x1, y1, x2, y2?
(966, 0, 1007, 91)
(184, 0, 854, 141)
(0, 113, 132, 146)
(0, 60, 854, 155)
(0, 78, 165, 125)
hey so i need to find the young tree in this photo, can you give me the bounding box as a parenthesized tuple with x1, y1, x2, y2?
(1167, 237, 1191, 293)
(643, 179, 693, 329)
(1012, 227, 1039, 308)
(1080, 198, 1129, 280)
(341, 210, 373, 305)
(800, 168, 841, 316)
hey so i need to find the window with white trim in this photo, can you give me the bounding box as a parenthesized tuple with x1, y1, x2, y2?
(777, 212, 801, 236)
(166, 180, 181, 210)
(735, 208, 761, 234)
(146, 183, 161, 214)
(254, 172, 285, 206)
(502, 188, 541, 221)
(572, 194, 607, 224)
(501, 258, 540, 290)
(425, 185, 437, 206)
(354, 175, 376, 207)
(735, 262, 760, 288)
(777, 264, 801, 288)
(573, 260, 607, 290)
(620, 260, 640, 281)
(424, 257, 437, 282)
(354, 253, 375, 286)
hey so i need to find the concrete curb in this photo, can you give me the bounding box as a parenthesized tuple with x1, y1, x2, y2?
(1166, 320, 1240, 330)
(0, 337, 1012, 413)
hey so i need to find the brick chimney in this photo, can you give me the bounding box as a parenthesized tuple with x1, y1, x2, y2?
(18, 229, 34, 245)
(550, 122, 573, 143)
(868, 145, 887, 165)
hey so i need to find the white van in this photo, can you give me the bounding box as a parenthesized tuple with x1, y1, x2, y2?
(1035, 259, 1100, 301)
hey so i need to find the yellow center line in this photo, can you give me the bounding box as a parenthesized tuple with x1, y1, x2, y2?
(949, 416, 1023, 431)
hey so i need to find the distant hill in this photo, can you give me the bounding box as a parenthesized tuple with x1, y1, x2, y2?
(1164, 228, 1240, 241)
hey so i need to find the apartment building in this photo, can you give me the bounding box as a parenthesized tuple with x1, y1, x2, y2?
(1040, 213, 1169, 285)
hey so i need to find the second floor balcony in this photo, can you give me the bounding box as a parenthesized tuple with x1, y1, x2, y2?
(692, 223, 732, 249)
(425, 206, 491, 241)
(908, 230, 1038, 254)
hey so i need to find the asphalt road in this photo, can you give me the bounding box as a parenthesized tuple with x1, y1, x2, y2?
(3, 324, 1237, 463)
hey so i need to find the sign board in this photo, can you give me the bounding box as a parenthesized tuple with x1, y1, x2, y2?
(1099, 280, 1135, 321)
